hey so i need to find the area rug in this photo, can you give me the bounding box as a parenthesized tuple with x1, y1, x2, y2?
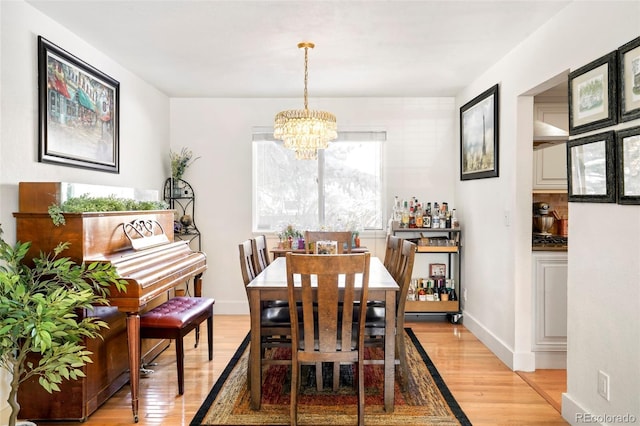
(190, 328, 471, 425)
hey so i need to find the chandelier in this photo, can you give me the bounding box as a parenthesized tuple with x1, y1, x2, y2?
(274, 42, 337, 160)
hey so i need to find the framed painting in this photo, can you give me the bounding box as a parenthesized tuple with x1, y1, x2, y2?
(38, 36, 120, 173)
(568, 51, 617, 135)
(567, 131, 616, 203)
(616, 126, 640, 204)
(460, 84, 499, 180)
(618, 36, 640, 122)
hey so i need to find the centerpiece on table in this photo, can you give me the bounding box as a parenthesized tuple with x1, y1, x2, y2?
(278, 224, 303, 250)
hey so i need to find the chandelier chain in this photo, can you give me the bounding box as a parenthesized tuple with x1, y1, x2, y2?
(303, 46, 309, 111)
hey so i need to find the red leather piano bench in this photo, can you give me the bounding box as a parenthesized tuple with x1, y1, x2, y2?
(140, 296, 214, 395)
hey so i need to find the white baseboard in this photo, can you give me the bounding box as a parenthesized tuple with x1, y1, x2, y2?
(535, 351, 567, 369)
(462, 310, 536, 371)
(562, 393, 589, 425)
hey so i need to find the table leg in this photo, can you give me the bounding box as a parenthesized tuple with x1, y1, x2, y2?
(248, 290, 262, 410)
(126, 313, 141, 422)
(384, 290, 396, 413)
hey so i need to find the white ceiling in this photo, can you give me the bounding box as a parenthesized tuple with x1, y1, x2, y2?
(27, 0, 571, 98)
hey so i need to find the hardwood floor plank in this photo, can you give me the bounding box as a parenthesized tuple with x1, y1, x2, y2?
(34, 315, 567, 425)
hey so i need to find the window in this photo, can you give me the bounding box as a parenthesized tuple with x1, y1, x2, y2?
(253, 130, 385, 233)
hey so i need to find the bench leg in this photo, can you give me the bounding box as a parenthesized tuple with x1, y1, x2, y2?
(176, 336, 185, 395)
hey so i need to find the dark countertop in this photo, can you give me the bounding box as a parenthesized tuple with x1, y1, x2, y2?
(532, 244, 567, 252)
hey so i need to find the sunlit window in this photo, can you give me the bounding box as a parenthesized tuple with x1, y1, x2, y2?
(253, 131, 385, 233)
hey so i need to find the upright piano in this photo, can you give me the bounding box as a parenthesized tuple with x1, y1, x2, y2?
(14, 182, 206, 422)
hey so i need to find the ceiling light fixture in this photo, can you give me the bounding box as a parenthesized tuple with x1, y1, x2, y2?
(273, 42, 337, 160)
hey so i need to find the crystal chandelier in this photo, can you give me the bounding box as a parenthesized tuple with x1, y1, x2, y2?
(274, 42, 337, 160)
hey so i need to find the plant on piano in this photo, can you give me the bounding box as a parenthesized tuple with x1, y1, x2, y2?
(47, 194, 169, 226)
(0, 225, 128, 426)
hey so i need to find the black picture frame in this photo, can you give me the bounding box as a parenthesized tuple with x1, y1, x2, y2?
(616, 126, 640, 204)
(460, 84, 499, 180)
(567, 131, 616, 203)
(568, 51, 618, 135)
(38, 36, 120, 173)
(618, 36, 640, 123)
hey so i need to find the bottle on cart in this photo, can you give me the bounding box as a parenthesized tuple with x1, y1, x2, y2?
(415, 204, 423, 228)
(431, 205, 440, 228)
(393, 195, 401, 221)
(448, 279, 458, 301)
(400, 200, 409, 228)
(451, 209, 459, 228)
(439, 204, 446, 229)
(408, 206, 416, 228)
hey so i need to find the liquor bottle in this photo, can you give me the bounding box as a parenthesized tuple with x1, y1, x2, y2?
(448, 279, 458, 301)
(426, 280, 434, 301)
(439, 204, 446, 229)
(423, 208, 431, 228)
(409, 206, 416, 228)
(400, 200, 410, 228)
(393, 195, 401, 221)
(451, 209, 459, 228)
(415, 203, 423, 228)
(431, 204, 440, 229)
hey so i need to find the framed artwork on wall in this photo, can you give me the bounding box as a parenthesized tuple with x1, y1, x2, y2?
(568, 51, 617, 135)
(460, 84, 499, 181)
(567, 131, 616, 203)
(616, 126, 640, 204)
(429, 263, 446, 277)
(38, 36, 120, 173)
(618, 36, 640, 123)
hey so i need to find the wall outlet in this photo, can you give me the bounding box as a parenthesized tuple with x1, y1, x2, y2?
(597, 370, 610, 401)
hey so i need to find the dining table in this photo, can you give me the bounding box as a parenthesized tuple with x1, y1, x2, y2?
(246, 255, 399, 412)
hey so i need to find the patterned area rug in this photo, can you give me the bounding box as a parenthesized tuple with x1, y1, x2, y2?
(190, 328, 471, 425)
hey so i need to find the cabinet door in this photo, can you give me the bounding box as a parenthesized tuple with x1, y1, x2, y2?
(532, 252, 567, 351)
(533, 143, 567, 191)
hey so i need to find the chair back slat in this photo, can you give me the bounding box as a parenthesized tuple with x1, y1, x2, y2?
(252, 235, 271, 273)
(383, 234, 403, 278)
(239, 239, 259, 287)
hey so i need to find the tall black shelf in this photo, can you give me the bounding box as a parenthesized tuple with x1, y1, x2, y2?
(164, 178, 201, 251)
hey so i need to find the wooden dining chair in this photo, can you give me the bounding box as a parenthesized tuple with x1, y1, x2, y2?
(252, 234, 271, 273)
(363, 239, 416, 387)
(286, 252, 370, 426)
(304, 231, 353, 254)
(238, 240, 291, 362)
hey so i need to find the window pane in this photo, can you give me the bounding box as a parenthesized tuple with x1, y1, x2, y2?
(254, 141, 317, 231)
(253, 136, 383, 232)
(323, 142, 382, 230)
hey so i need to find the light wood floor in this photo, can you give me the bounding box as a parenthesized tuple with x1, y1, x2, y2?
(38, 315, 568, 426)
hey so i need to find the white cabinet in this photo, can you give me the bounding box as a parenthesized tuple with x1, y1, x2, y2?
(533, 143, 567, 192)
(532, 251, 567, 353)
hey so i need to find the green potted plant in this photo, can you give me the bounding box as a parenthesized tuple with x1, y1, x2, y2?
(0, 225, 128, 426)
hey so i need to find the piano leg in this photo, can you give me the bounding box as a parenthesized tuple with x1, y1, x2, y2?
(193, 273, 203, 347)
(126, 312, 141, 423)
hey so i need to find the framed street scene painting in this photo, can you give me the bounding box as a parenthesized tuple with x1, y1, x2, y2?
(460, 84, 499, 180)
(568, 51, 617, 135)
(38, 36, 120, 173)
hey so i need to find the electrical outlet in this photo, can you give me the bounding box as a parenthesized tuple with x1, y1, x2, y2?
(597, 370, 610, 401)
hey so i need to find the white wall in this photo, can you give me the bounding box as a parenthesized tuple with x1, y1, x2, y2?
(170, 97, 456, 313)
(0, 0, 171, 244)
(0, 0, 171, 418)
(454, 1, 640, 424)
